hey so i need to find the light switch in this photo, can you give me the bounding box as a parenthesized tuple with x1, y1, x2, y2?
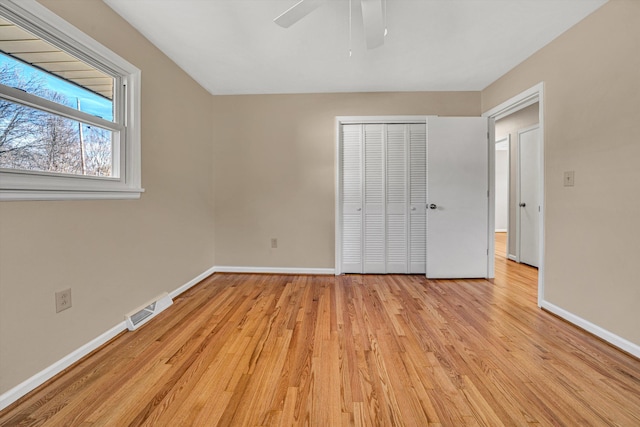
(564, 171, 575, 187)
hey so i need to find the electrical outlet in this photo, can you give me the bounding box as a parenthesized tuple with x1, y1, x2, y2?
(55, 288, 72, 313)
(271, 238, 278, 249)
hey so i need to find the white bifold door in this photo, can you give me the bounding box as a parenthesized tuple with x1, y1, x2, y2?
(340, 123, 426, 274)
(341, 124, 365, 273)
(339, 117, 489, 278)
(388, 124, 427, 273)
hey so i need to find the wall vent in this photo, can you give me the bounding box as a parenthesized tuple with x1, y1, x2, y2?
(125, 292, 173, 331)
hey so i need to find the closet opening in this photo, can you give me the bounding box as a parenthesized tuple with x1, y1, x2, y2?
(336, 115, 491, 279)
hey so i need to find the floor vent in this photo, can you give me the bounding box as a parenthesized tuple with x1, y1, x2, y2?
(125, 292, 173, 331)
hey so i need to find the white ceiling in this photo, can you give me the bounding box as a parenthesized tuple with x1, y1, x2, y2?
(103, 0, 607, 95)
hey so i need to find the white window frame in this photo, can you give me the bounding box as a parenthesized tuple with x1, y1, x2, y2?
(0, 0, 142, 201)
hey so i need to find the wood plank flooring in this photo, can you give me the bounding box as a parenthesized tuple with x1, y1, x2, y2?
(2, 235, 639, 426)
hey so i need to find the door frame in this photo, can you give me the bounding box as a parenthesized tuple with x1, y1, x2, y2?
(516, 125, 540, 265)
(483, 82, 545, 307)
(334, 116, 427, 275)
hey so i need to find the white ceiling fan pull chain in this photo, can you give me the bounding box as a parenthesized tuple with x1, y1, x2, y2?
(384, 0, 388, 36)
(349, 0, 353, 57)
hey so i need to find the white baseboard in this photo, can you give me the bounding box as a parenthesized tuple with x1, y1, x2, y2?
(0, 321, 126, 411)
(168, 265, 217, 299)
(214, 266, 335, 275)
(508, 254, 517, 261)
(495, 229, 507, 233)
(541, 300, 640, 359)
(0, 264, 218, 412)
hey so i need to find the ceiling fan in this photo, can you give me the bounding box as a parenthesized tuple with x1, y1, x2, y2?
(274, 0, 386, 50)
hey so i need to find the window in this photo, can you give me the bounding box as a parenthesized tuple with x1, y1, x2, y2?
(0, 0, 141, 200)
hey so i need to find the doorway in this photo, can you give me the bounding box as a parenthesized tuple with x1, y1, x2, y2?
(494, 135, 509, 259)
(495, 102, 540, 267)
(335, 115, 490, 279)
(494, 103, 539, 263)
(484, 83, 545, 306)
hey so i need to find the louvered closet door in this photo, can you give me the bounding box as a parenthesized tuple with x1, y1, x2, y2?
(341, 124, 363, 273)
(386, 124, 408, 273)
(340, 121, 426, 275)
(409, 124, 427, 273)
(363, 124, 386, 273)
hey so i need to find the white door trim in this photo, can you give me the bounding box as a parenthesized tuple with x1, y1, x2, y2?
(487, 119, 496, 279)
(483, 82, 545, 307)
(336, 116, 428, 125)
(335, 116, 428, 275)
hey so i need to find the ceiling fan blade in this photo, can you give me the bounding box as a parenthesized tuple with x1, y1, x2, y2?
(361, 0, 385, 49)
(274, 0, 324, 28)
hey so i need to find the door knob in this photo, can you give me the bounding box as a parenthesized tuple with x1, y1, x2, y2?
(411, 207, 416, 211)
(519, 202, 526, 207)
(357, 208, 362, 211)
(429, 204, 437, 209)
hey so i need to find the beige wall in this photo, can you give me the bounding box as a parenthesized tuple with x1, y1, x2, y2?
(212, 92, 480, 268)
(483, 0, 640, 345)
(0, 0, 215, 393)
(495, 103, 539, 255)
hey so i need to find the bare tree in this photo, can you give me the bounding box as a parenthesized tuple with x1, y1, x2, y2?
(84, 126, 112, 176)
(36, 108, 82, 174)
(1, 62, 112, 176)
(0, 64, 47, 165)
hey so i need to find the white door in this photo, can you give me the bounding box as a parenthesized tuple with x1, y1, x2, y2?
(340, 124, 363, 273)
(518, 127, 540, 267)
(426, 117, 489, 278)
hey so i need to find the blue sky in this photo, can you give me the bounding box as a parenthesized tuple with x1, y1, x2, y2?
(0, 53, 113, 121)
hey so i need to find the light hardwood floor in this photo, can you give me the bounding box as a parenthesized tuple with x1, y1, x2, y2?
(2, 234, 639, 426)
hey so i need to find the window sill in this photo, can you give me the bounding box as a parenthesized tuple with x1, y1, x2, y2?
(0, 188, 144, 201)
